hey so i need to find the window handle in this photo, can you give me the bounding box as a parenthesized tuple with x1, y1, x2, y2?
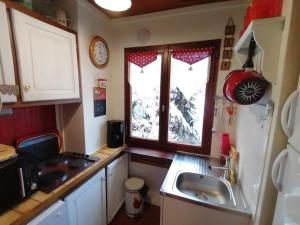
(161, 105, 165, 112)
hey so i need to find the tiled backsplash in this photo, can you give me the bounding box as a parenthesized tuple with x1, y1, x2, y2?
(0, 105, 57, 146)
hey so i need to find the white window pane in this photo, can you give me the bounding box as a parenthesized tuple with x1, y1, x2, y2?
(168, 57, 210, 146)
(129, 55, 162, 140)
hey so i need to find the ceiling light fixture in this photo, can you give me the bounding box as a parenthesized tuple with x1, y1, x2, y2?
(95, 0, 132, 12)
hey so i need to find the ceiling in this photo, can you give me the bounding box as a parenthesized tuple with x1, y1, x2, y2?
(87, 0, 232, 19)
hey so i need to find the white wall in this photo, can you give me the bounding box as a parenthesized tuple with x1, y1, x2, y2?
(253, 0, 300, 224)
(105, 1, 247, 206)
(109, 1, 247, 157)
(235, 0, 300, 224)
(61, 0, 115, 154)
(129, 160, 168, 206)
(77, 1, 114, 153)
(55, 2, 300, 222)
(59, 0, 246, 156)
(236, 105, 272, 215)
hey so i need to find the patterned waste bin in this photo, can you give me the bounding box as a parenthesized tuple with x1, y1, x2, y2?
(125, 177, 145, 218)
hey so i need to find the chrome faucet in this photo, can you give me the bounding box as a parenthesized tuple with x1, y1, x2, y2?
(209, 156, 230, 180)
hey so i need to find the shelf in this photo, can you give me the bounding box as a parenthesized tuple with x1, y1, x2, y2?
(233, 17, 285, 84)
(234, 17, 285, 54)
(125, 147, 175, 160)
(4, 0, 77, 34)
(125, 147, 174, 169)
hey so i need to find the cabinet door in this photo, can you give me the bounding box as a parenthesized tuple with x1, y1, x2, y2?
(107, 154, 128, 223)
(65, 169, 106, 225)
(27, 200, 69, 225)
(0, 2, 17, 103)
(161, 196, 250, 225)
(11, 9, 80, 102)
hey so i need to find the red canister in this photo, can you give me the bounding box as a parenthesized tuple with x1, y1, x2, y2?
(221, 133, 231, 156)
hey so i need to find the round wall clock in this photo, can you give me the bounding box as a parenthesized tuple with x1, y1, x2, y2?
(89, 36, 109, 68)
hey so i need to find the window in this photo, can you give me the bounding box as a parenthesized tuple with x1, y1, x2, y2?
(129, 54, 162, 140)
(125, 40, 220, 154)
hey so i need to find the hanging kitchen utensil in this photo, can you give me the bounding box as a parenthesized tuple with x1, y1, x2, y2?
(223, 37, 269, 105)
(226, 104, 235, 124)
(223, 69, 244, 102)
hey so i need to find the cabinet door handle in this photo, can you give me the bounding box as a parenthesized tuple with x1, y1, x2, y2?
(281, 90, 298, 137)
(24, 85, 31, 92)
(18, 168, 26, 198)
(272, 149, 288, 191)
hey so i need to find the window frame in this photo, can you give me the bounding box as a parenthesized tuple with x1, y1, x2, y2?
(124, 40, 221, 155)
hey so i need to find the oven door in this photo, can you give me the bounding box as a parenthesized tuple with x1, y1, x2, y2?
(0, 158, 23, 213)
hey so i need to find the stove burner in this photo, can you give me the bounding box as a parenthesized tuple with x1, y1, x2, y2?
(39, 170, 68, 185)
(37, 153, 99, 193)
(68, 159, 88, 169)
(46, 158, 69, 167)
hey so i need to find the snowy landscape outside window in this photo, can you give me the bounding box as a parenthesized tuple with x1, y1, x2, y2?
(125, 40, 220, 154)
(168, 57, 210, 146)
(129, 55, 162, 140)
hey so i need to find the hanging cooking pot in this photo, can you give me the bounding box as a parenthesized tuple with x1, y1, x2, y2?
(223, 69, 244, 102)
(223, 37, 269, 105)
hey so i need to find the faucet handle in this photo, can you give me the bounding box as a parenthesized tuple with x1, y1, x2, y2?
(221, 154, 231, 159)
(220, 154, 231, 168)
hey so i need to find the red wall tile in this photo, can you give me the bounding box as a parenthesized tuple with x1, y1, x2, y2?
(0, 105, 57, 146)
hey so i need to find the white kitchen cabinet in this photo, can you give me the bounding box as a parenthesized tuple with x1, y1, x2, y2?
(10, 9, 80, 102)
(27, 200, 69, 225)
(65, 169, 106, 225)
(0, 2, 17, 103)
(107, 154, 128, 223)
(160, 196, 251, 225)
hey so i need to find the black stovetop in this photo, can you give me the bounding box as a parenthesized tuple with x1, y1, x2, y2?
(38, 152, 100, 193)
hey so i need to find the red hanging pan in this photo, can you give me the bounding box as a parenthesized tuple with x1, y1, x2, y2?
(223, 37, 269, 105)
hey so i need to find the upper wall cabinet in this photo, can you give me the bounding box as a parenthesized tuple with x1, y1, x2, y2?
(0, 2, 17, 103)
(11, 9, 80, 102)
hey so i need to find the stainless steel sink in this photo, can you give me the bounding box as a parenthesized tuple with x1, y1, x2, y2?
(174, 172, 236, 207)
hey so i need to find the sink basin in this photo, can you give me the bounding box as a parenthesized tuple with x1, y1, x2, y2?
(175, 172, 236, 207)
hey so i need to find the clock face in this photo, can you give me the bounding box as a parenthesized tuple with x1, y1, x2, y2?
(89, 36, 109, 68)
(94, 41, 108, 65)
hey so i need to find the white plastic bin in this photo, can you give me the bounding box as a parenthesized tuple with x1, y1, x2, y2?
(125, 177, 144, 217)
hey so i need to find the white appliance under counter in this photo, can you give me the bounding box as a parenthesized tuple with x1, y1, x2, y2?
(27, 200, 69, 225)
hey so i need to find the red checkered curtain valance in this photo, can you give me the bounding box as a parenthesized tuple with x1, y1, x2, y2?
(172, 48, 213, 70)
(127, 51, 158, 73)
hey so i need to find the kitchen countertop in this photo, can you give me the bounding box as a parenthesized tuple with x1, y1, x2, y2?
(160, 152, 252, 218)
(0, 146, 125, 225)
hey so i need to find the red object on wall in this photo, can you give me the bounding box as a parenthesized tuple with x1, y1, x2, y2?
(93, 87, 106, 101)
(221, 133, 231, 156)
(240, 0, 283, 36)
(0, 105, 57, 146)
